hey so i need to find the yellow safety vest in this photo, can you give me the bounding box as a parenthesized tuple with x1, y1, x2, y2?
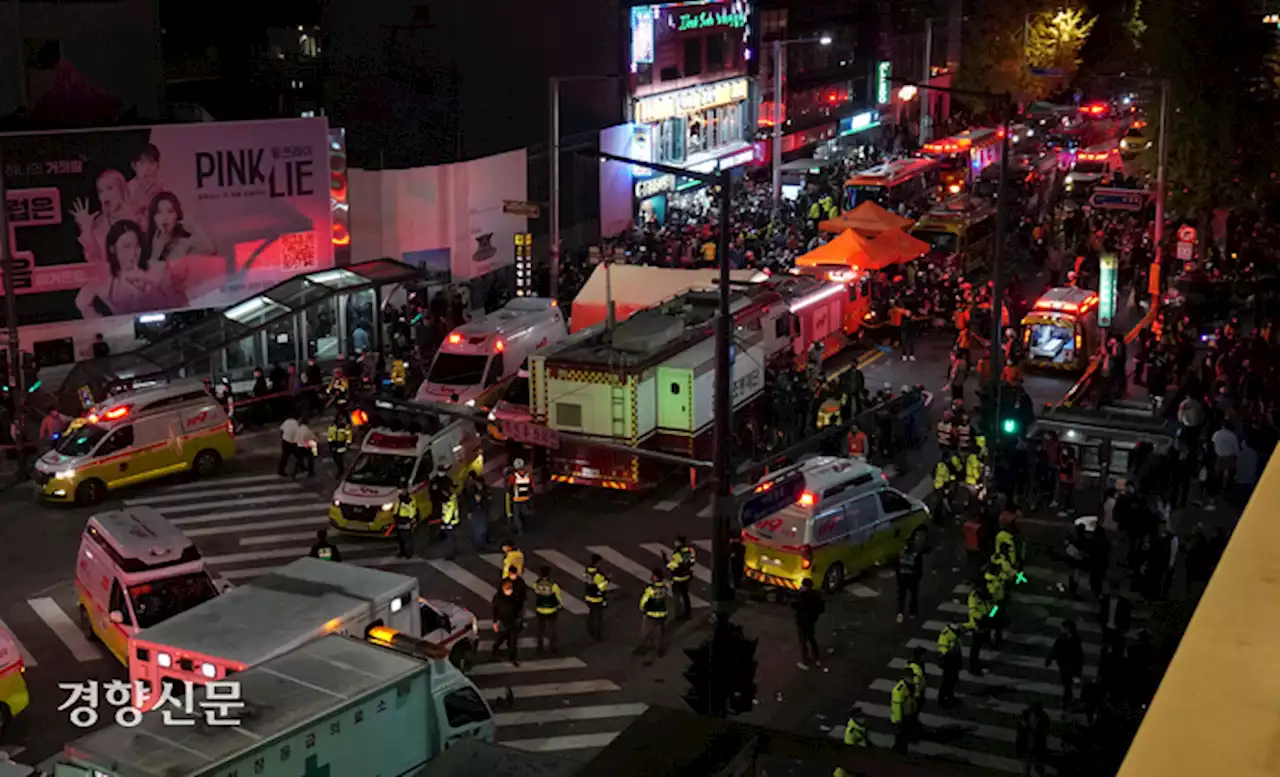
(985, 571, 1005, 603)
(890, 679, 913, 724)
(640, 583, 668, 618)
(534, 578, 562, 615)
(503, 550, 525, 578)
(390, 360, 407, 386)
(667, 547, 694, 583)
(511, 471, 532, 501)
(834, 717, 870, 775)
(966, 590, 989, 629)
(995, 530, 1017, 565)
(583, 567, 608, 603)
(965, 454, 982, 485)
(937, 625, 959, 655)
(396, 499, 417, 522)
(326, 425, 352, 450)
(907, 662, 925, 701)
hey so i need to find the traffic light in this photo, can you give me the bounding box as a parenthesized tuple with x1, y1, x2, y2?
(682, 638, 714, 715)
(720, 626, 758, 715)
(1000, 417, 1020, 435)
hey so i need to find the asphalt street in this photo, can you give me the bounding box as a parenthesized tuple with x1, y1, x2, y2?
(0, 329, 1074, 768)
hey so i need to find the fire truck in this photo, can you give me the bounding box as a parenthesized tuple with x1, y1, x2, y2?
(530, 279, 845, 489)
(920, 127, 1003, 195)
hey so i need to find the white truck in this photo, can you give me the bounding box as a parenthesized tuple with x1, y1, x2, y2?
(46, 633, 495, 777)
(128, 558, 478, 709)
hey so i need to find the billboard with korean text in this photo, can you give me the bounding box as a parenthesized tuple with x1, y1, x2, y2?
(1, 117, 333, 325)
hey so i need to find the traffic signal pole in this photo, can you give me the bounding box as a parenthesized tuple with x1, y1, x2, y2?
(989, 99, 1013, 438)
(709, 169, 735, 718)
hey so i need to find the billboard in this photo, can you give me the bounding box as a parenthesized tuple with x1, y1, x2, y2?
(1, 117, 333, 325)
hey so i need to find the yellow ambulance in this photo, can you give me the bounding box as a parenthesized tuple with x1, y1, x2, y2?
(0, 629, 29, 738)
(33, 383, 236, 505)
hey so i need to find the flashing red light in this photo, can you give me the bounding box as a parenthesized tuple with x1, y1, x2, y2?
(996, 127, 1006, 138)
(350, 409, 370, 426)
(448, 333, 463, 344)
(332, 223, 350, 247)
(798, 492, 816, 507)
(87, 414, 99, 424)
(494, 339, 505, 352)
(754, 481, 775, 494)
(800, 545, 814, 570)
(103, 406, 131, 421)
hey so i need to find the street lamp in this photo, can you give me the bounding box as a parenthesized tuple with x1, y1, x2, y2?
(770, 34, 833, 218)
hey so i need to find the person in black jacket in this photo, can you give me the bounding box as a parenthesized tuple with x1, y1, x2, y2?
(490, 579, 523, 666)
(896, 539, 925, 624)
(1045, 619, 1084, 707)
(1016, 702, 1050, 776)
(793, 578, 825, 670)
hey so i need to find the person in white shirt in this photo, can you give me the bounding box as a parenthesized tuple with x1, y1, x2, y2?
(1210, 424, 1240, 504)
(279, 415, 299, 477)
(293, 418, 317, 478)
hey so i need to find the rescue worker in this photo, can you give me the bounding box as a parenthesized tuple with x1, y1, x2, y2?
(501, 542, 525, 579)
(389, 358, 407, 397)
(506, 458, 533, 534)
(890, 665, 916, 753)
(936, 410, 956, 452)
(984, 560, 1008, 648)
(906, 647, 927, 722)
(995, 519, 1021, 569)
(326, 411, 353, 475)
(327, 367, 350, 409)
(833, 705, 870, 777)
(308, 528, 341, 562)
(846, 424, 869, 459)
(637, 568, 669, 658)
(532, 565, 563, 654)
(937, 622, 962, 707)
(964, 442, 983, 489)
(429, 463, 455, 529)
(394, 489, 417, 559)
(966, 582, 993, 674)
(666, 536, 695, 620)
(436, 468, 461, 561)
(583, 554, 610, 641)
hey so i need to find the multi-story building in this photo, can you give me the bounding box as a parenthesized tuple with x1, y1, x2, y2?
(755, 0, 889, 166)
(0, 0, 164, 124)
(887, 0, 963, 145)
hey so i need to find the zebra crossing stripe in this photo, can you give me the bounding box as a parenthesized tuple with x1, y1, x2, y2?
(638, 543, 712, 584)
(952, 585, 1150, 618)
(887, 658, 1063, 697)
(0, 618, 36, 667)
(866, 679, 1070, 723)
(150, 474, 283, 493)
(902, 638, 1098, 679)
(479, 679, 621, 701)
(170, 503, 326, 526)
(534, 549, 621, 591)
(479, 554, 589, 615)
(936, 601, 1114, 634)
(850, 731, 1029, 774)
(853, 702, 1063, 750)
(186, 516, 325, 537)
(502, 732, 621, 753)
(123, 483, 303, 506)
(28, 598, 103, 662)
(469, 657, 586, 677)
(427, 560, 499, 602)
(919, 620, 1102, 656)
(161, 493, 325, 515)
(494, 702, 648, 727)
(586, 546, 709, 608)
(693, 539, 712, 552)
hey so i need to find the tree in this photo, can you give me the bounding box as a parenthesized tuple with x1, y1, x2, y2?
(1025, 8, 1096, 84)
(1143, 0, 1280, 226)
(957, 0, 1096, 108)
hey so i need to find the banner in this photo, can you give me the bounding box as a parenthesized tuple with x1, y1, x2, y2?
(1, 117, 333, 325)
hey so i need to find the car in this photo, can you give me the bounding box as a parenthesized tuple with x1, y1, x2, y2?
(1120, 127, 1152, 159)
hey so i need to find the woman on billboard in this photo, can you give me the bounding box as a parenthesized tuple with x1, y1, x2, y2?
(74, 218, 189, 318)
(71, 169, 136, 269)
(146, 191, 215, 309)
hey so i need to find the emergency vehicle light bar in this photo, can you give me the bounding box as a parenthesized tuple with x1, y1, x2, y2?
(789, 283, 846, 313)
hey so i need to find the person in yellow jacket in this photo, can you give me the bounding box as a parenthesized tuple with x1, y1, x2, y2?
(583, 555, 610, 641)
(995, 524, 1020, 568)
(389, 358, 407, 397)
(906, 647, 927, 720)
(934, 453, 962, 490)
(890, 666, 916, 753)
(325, 411, 353, 475)
(394, 489, 417, 559)
(532, 566, 563, 654)
(327, 369, 350, 408)
(638, 569, 669, 657)
(665, 536, 695, 621)
(501, 542, 525, 579)
(966, 584, 993, 674)
(833, 705, 870, 777)
(937, 623, 962, 707)
(964, 447, 983, 486)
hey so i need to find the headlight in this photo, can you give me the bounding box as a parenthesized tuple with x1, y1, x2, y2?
(487, 411, 497, 422)
(201, 662, 217, 679)
(333, 499, 341, 507)
(381, 502, 395, 512)
(157, 652, 172, 668)
(55, 468, 76, 480)
(1065, 175, 1074, 184)
(464, 399, 476, 407)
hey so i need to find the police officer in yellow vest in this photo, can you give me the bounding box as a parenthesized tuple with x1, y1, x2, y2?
(906, 646, 927, 720)
(833, 705, 870, 777)
(389, 358, 407, 397)
(326, 411, 353, 476)
(964, 445, 983, 487)
(533, 565, 563, 655)
(984, 561, 1007, 648)
(890, 665, 916, 753)
(995, 523, 1020, 568)
(637, 568, 669, 658)
(506, 458, 533, 534)
(666, 536, 695, 621)
(966, 583, 993, 674)
(434, 465, 461, 561)
(327, 369, 350, 409)
(583, 554, 610, 641)
(934, 452, 963, 490)
(394, 489, 417, 559)
(937, 623, 962, 707)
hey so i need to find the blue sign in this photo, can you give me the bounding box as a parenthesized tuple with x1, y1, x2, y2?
(839, 110, 880, 137)
(1089, 188, 1150, 211)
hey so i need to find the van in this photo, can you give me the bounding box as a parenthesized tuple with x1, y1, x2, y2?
(741, 457, 929, 593)
(0, 630, 29, 738)
(329, 423, 483, 535)
(1066, 143, 1123, 193)
(417, 298, 566, 407)
(32, 384, 235, 505)
(74, 507, 222, 665)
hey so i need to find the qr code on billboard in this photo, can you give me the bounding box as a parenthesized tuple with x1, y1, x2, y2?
(281, 231, 317, 271)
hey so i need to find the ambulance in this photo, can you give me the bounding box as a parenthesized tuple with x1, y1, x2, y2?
(33, 383, 235, 505)
(1065, 142, 1124, 194)
(328, 423, 482, 535)
(74, 507, 222, 665)
(0, 630, 28, 738)
(417, 297, 567, 407)
(1021, 286, 1101, 372)
(740, 457, 929, 594)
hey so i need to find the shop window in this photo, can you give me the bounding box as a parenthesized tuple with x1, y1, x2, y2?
(707, 34, 725, 72)
(684, 38, 702, 77)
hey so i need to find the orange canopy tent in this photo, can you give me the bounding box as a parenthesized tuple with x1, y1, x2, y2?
(870, 227, 931, 266)
(817, 201, 914, 237)
(795, 229, 876, 269)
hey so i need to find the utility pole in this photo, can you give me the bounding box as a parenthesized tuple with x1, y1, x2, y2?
(988, 98, 1013, 423)
(1152, 79, 1170, 292)
(709, 168, 734, 717)
(919, 19, 934, 146)
(0, 146, 24, 470)
(771, 38, 785, 220)
(548, 77, 562, 301)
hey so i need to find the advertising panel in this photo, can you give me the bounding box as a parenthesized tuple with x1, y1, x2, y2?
(2, 118, 333, 324)
(599, 124, 637, 237)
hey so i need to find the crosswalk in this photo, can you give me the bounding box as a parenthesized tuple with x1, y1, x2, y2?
(826, 571, 1150, 774)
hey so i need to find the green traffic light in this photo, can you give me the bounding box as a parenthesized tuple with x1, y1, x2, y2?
(1001, 418, 1019, 434)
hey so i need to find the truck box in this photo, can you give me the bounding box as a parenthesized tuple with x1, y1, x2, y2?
(52, 635, 495, 777)
(130, 558, 420, 706)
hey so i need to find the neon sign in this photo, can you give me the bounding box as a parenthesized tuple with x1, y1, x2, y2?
(876, 62, 891, 105)
(676, 9, 747, 31)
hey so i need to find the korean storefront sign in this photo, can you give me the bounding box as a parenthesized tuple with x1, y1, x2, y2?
(876, 62, 892, 105)
(1098, 253, 1117, 328)
(514, 232, 533, 296)
(635, 174, 676, 200)
(633, 78, 750, 125)
(676, 8, 747, 31)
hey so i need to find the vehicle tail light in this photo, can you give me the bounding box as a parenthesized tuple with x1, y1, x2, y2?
(1075, 333, 1083, 350)
(448, 333, 462, 344)
(495, 339, 505, 352)
(800, 545, 814, 570)
(798, 491, 816, 507)
(227, 419, 235, 438)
